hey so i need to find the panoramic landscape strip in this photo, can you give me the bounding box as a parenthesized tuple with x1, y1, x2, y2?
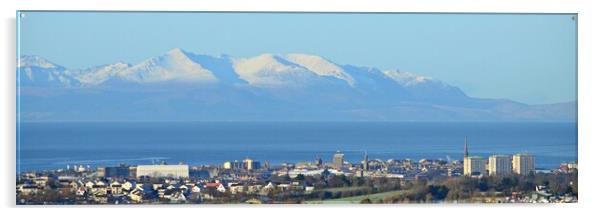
(16, 12, 577, 205)
(16, 138, 578, 204)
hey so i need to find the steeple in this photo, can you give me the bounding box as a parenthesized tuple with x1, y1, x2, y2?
(315, 155, 322, 167)
(464, 136, 469, 158)
(363, 151, 369, 171)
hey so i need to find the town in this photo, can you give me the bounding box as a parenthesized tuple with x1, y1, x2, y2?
(16, 139, 578, 204)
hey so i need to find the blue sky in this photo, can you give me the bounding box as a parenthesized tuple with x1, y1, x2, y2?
(17, 12, 576, 104)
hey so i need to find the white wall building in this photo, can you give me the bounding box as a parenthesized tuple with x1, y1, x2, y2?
(136, 165, 189, 178)
(513, 154, 535, 175)
(464, 156, 486, 176)
(489, 155, 512, 176)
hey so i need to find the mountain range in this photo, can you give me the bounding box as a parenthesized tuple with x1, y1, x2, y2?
(17, 48, 576, 122)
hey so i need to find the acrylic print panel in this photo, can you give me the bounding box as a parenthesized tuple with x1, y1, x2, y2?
(16, 11, 577, 205)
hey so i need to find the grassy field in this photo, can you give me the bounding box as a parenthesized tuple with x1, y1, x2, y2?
(305, 190, 406, 204)
(318, 186, 370, 193)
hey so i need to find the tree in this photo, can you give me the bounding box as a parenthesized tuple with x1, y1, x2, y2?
(294, 174, 305, 181)
(318, 191, 332, 200)
(428, 185, 449, 200)
(321, 169, 331, 180)
(425, 193, 433, 202)
(478, 178, 489, 191)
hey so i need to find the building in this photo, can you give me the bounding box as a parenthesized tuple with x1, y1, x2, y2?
(464, 156, 486, 176)
(97, 167, 105, 177)
(463, 136, 485, 176)
(129, 166, 138, 178)
(223, 160, 244, 170)
(243, 158, 261, 170)
(332, 151, 344, 169)
(223, 161, 232, 170)
(315, 156, 322, 167)
(136, 164, 189, 178)
(98, 164, 130, 178)
(488, 155, 512, 176)
(224, 159, 259, 170)
(513, 153, 535, 175)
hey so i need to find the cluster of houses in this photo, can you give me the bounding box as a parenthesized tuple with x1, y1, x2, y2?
(278, 157, 462, 181)
(16, 151, 577, 204)
(479, 185, 578, 203)
(16, 172, 316, 204)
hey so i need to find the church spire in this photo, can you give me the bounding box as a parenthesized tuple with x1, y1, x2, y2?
(363, 151, 368, 171)
(464, 136, 469, 158)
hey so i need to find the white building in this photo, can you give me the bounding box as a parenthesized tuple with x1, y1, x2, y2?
(136, 164, 189, 178)
(332, 151, 345, 169)
(464, 156, 486, 176)
(489, 155, 512, 176)
(513, 153, 535, 175)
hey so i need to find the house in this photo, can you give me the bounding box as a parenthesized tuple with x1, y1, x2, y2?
(75, 187, 87, 196)
(68, 181, 79, 190)
(191, 185, 202, 193)
(263, 182, 275, 190)
(175, 192, 187, 202)
(95, 180, 108, 187)
(277, 183, 291, 191)
(179, 185, 190, 193)
(110, 181, 123, 194)
(18, 184, 39, 195)
(122, 181, 136, 192)
(91, 183, 108, 195)
(260, 182, 275, 195)
(166, 184, 177, 191)
(33, 177, 49, 186)
(165, 191, 187, 203)
(152, 183, 164, 190)
(129, 188, 144, 203)
(85, 181, 95, 189)
(91, 190, 108, 204)
(161, 189, 175, 199)
(229, 185, 245, 194)
(247, 184, 263, 193)
(204, 182, 226, 193)
(216, 184, 226, 193)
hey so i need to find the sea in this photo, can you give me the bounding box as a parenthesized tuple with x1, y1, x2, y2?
(16, 122, 577, 173)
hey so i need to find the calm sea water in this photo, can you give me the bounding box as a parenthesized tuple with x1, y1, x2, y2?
(17, 122, 577, 172)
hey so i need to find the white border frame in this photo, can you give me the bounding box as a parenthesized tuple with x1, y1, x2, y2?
(2, 0, 601, 215)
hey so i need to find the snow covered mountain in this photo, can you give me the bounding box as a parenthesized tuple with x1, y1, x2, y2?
(117, 48, 218, 83)
(17, 48, 576, 122)
(17, 49, 445, 91)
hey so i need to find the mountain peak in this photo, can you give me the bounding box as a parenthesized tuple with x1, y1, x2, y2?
(166, 48, 188, 56)
(232, 53, 317, 87)
(19, 55, 63, 69)
(284, 53, 355, 86)
(116, 48, 218, 83)
(383, 70, 434, 86)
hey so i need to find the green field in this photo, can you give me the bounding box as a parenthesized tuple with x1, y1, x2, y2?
(305, 190, 406, 204)
(318, 186, 370, 193)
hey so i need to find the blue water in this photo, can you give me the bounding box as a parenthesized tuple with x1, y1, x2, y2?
(17, 122, 577, 172)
